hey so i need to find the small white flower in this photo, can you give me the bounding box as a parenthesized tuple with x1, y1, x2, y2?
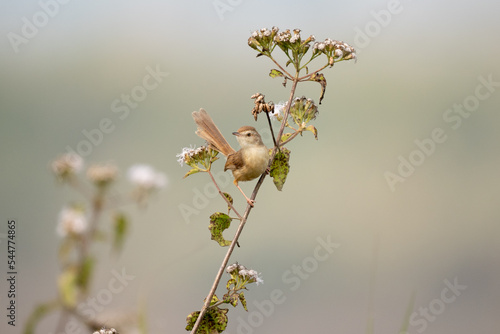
(250, 271, 264, 285)
(176, 145, 210, 167)
(241, 269, 264, 285)
(56, 206, 87, 237)
(270, 101, 286, 121)
(176, 145, 197, 166)
(227, 263, 239, 273)
(127, 164, 167, 190)
(247, 269, 258, 277)
(249, 270, 263, 285)
(290, 29, 301, 43)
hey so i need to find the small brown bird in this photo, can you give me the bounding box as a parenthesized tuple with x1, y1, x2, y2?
(192, 108, 269, 206)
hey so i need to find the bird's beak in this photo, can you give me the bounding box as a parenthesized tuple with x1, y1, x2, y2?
(232, 131, 241, 136)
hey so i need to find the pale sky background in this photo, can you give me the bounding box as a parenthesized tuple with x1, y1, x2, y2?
(1, 1, 499, 333)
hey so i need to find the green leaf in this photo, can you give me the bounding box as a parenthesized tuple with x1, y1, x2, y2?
(308, 72, 327, 104)
(208, 212, 232, 247)
(77, 256, 94, 293)
(23, 300, 60, 334)
(185, 311, 198, 331)
(222, 192, 233, 213)
(280, 133, 292, 143)
(223, 292, 239, 307)
(226, 278, 237, 290)
(305, 125, 318, 140)
(183, 168, 201, 179)
(209, 308, 229, 333)
(185, 307, 228, 333)
(239, 292, 248, 311)
(113, 212, 128, 252)
(209, 294, 220, 305)
(269, 147, 291, 191)
(269, 68, 284, 78)
(58, 268, 78, 308)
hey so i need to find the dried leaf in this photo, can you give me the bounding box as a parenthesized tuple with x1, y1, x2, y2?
(183, 168, 200, 179)
(222, 192, 233, 214)
(269, 69, 284, 78)
(270, 147, 291, 191)
(305, 125, 318, 140)
(239, 292, 248, 311)
(309, 72, 327, 104)
(208, 212, 232, 247)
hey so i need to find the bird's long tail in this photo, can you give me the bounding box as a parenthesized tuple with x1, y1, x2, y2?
(192, 108, 236, 157)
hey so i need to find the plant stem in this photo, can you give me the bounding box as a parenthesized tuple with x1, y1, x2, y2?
(297, 62, 330, 81)
(53, 309, 70, 334)
(207, 170, 242, 221)
(56, 189, 105, 333)
(189, 78, 299, 334)
(278, 130, 301, 147)
(268, 55, 293, 80)
(265, 109, 278, 148)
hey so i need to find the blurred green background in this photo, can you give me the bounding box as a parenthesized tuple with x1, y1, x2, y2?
(1, 0, 499, 333)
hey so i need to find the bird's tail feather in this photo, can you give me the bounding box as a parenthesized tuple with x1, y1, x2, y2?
(192, 108, 235, 157)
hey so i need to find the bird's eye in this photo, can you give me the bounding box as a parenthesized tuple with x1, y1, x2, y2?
(246, 133, 251, 137)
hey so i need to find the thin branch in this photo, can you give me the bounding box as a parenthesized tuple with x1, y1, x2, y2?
(297, 62, 330, 81)
(54, 309, 70, 334)
(298, 53, 322, 71)
(207, 170, 242, 220)
(274, 76, 299, 149)
(189, 78, 299, 334)
(268, 55, 294, 80)
(265, 110, 278, 148)
(278, 130, 301, 147)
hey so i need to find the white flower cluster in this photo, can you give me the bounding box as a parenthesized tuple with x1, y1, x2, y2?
(251, 26, 278, 39)
(56, 206, 87, 237)
(127, 164, 167, 190)
(227, 263, 264, 285)
(176, 145, 207, 166)
(290, 29, 306, 43)
(313, 39, 356, 60)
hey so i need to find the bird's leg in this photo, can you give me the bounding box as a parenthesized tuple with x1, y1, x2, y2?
(234, 179, 255, 207)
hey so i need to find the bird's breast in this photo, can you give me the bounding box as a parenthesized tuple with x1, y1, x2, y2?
(236, 146, 269, 181)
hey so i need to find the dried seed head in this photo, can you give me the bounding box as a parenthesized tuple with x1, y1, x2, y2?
(87, 163, 118, 186)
